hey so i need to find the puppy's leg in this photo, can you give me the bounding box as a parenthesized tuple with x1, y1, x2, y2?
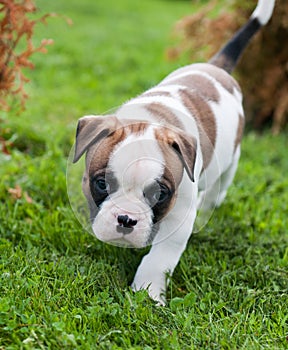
(213, 146, 241, 208)
(132, 202, 197, 305)
(198, 147, 241, 211)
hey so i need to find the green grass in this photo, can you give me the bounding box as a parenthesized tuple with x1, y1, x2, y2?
(1, 0, 287, 349)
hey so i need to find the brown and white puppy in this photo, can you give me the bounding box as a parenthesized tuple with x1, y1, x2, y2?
(72, 0, 275, 305)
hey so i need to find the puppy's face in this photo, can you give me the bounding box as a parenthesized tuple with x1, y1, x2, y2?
(73, 115, 196, 248)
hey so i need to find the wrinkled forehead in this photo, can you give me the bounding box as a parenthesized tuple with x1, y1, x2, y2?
(109, 126, 164, 188)
(86, 124, 184, 188)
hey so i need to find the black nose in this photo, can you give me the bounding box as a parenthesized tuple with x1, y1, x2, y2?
(117, 215, 137, 228)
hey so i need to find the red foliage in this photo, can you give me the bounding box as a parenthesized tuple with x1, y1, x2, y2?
(0, 0, 54, 111)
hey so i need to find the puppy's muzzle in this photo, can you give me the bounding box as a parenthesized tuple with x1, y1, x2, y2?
(117, 214, 138, 234)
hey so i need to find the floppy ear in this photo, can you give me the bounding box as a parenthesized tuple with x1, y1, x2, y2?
(170, 132, 197, 182)
(73, 115, 119, 163)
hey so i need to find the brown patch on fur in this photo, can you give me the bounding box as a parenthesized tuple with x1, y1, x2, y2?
(73, 115, 120, 163)
(86, 127, 126, 176)
(234, 114, 245, 153)
(151, 128, 185, 222)
(146, 102, 184, 129)
(125, 121, 149, 135)
(161, 74, 220, 102)
(155, 129, 184, 187)
(81, 173, 95, 217)
(179, 88, 216, 170)
(191, 64, 241, 94)
(81, 172, 99, 220)
(154, 127, 196, 183)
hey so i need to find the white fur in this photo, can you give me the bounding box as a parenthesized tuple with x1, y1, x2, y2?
(110, 126, 164, 188)
(199, 85, 244, 189)
(126, 65, 243, 303)
(92, 193, 153, 248)
(251, 0, 275, 25)
(132, 169, 200, 305)
(92, 127, 165, 248)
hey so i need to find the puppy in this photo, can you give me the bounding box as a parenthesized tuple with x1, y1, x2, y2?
(72, 0, 275, 305)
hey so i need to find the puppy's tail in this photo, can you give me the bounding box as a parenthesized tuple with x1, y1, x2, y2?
(209, 0, 275, 73)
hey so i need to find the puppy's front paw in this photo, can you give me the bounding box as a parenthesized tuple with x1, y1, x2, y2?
(132, 276, 166, 306)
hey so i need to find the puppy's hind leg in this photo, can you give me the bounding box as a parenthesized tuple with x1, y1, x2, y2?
(198, 146, 241, 211)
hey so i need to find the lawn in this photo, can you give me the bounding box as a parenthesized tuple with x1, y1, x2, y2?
(0, 0, 287, 349)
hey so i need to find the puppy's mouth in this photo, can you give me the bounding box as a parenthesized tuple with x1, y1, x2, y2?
(116, 225, 134, 235)
(113, 223, 146, 248)
(108, 236, 143, 248)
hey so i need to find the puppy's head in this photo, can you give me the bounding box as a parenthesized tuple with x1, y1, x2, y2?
(73, 115, 196, 248)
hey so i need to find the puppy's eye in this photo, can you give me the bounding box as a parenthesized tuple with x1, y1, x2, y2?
(93, 177, 110, 194)
(144, 181, 171, 206)
(157, 183, 170, 204)
(90, 173, 119, 208)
